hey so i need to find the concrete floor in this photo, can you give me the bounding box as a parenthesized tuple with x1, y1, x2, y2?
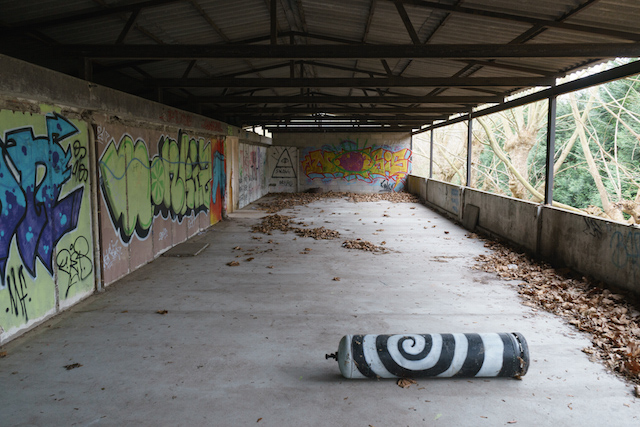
(1, 196, 637, 426)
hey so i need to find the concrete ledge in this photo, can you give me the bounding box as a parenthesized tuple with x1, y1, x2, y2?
(464, 188, 539, 253)
(410, 175, 640, 296)
(426, 179, 462, 220)
(539, 207, 639, 294)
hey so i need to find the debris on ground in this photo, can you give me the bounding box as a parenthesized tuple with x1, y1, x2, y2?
(64, 363, 83, 370)
(294, 227, 340, 240)
(156, 309, 168, 315)
(475, 241, 640, 385)
(252, 214, 340, 240)
(349, 192, 420, 204)
(397, 378, 417, 388)
(333, 277, 341, 281)
(251, 214, 293, 234)
(227, 261, 240, 267)
(258, 191, 419, 213)
(342, 239, 388, 253)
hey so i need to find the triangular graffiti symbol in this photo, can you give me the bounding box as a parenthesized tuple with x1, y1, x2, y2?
(272, 149, 296, 178)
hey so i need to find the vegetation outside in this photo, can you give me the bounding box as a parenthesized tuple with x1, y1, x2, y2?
(413, 60, 640, 225)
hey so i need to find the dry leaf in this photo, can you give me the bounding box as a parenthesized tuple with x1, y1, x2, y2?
(233, 246, 242, 250)
(475, 239, 640, 385)
(64, 363, 83, 370)
(227, 261, 240, 267)
(333, 277, 341, 281)
(342, 239, 388, 253)
(245, 257, 254, 262)
(397, 378, 417, 388)
(266, 265, 274, 269)
(156, 310, 168, 315)
(0, 351, 7, 358)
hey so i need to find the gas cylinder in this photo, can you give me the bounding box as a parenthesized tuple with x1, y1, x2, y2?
(326, 332, 529, 379)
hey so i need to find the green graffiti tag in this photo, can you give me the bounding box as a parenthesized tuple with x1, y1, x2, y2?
(99, 130, 212, 243)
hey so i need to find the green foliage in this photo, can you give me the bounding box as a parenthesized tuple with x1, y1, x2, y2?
(473, 60, 640, 212)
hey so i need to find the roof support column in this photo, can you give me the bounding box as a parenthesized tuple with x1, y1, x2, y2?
(466, 112, 473, 187)
(545, 93, 557, 204)
(80, 57, 93, 81)
(429, 129, 434, 179)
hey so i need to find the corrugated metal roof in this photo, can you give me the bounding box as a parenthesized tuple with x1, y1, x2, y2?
(1, 0, 639, 131)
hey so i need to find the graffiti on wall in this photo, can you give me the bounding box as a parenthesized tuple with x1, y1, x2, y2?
(1, 111, 93, 328)
(238, 143, 267, 209)
(268, 146, 297, 192)
(610, 230, 640, 271)
(300, 139, 411, 191)
(99, 130, 213, 243)
(210, 138, 225, 222)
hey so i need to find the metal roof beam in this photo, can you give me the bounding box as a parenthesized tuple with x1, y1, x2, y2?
(218, 107, 464, 114)
(190, 95, 501, 104)
(414, 59, 640, 134)
(0, 0, 181, 35)
(265, 127, 416, 133)
(244, 115, 438, 121)
(390, 0, 640, 41)
(394, 0, 421, 44)
(148, 76, 553, 88)
(58, 43, 640, 59)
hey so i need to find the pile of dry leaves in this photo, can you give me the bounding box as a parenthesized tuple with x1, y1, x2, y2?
(475, 241, 640, 385)
(258, 191, 419, 213)
(349, 192, 420, 203)
(251, 214, 341, 240)
(342, 238, 388, 253)
(294, 227, 341, 240)
(251, 214, 293, 234)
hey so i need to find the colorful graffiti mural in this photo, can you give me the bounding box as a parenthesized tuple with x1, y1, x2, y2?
(1, 110, 94, 334)
(97, 124, 225, 285)
(99, 130, 213, 243)
(211, 137, 226, 223)
(300, 139, 411, 191)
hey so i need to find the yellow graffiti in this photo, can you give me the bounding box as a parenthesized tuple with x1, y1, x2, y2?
(301, 147, 411, 178)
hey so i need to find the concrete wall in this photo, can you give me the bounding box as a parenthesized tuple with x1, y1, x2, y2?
(238, 143, 268, 209)
(465, 188, 539, 254)
(0, 55, 270, 344)
(96, 119, 226, 285)
(0, 107, 96, 341)
(425, 179, 462, 218)
(539, 208, 639, 293)
(407, 175, 640, 296)
(267, 146, 298, 192)
(273, 133, 412, 193)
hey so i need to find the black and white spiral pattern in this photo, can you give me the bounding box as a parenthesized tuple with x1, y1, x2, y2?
(341, 333, 528, 379)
